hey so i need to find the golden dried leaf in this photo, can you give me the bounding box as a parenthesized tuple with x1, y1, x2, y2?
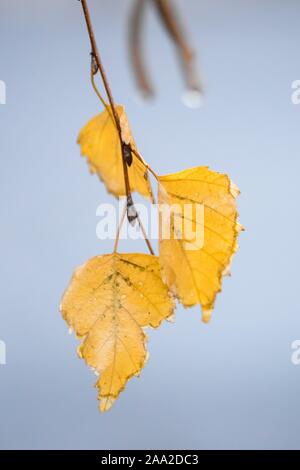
(78, 105, 153, 199)
(60, 253, 174, 411)
(158, 166, 242, 323)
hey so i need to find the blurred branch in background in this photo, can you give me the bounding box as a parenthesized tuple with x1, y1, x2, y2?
(129, 0, 203, 102)
(129, 0, 154, 97)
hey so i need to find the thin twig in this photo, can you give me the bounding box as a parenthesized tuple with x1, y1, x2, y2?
(81, 0, 121, 133)
(80, 0, 131, 200)
(80, 0, 155, 255)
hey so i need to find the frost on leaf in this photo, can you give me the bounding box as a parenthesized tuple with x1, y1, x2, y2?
(158, 166, 242, 323)
(60, 253, 174, 411)
(77, 105, 153, 200)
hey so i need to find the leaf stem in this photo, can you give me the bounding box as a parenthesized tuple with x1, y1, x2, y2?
(113, 202, 127, 253)
(131, 148, 159, 180)
(138, 218, 155, 255)
(90, 71, 108, 109)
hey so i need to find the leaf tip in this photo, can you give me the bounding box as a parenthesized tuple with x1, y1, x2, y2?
(99, 396, 115, 413)
(202, 308, 213, 324)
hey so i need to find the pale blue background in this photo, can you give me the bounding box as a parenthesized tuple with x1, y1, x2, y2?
(0, 0, 299, 449)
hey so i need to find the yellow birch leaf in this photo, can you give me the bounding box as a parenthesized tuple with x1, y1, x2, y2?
(158, 166, 242, 323)
(78, 105, 153, 200)
(60, 253, 174, 412)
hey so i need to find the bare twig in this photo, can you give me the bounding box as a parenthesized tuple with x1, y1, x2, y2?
(80, 0, 154, 254)
(80, 0, 131, 202)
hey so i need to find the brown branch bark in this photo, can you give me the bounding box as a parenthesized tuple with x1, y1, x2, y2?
(80, 0, 154, 254)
